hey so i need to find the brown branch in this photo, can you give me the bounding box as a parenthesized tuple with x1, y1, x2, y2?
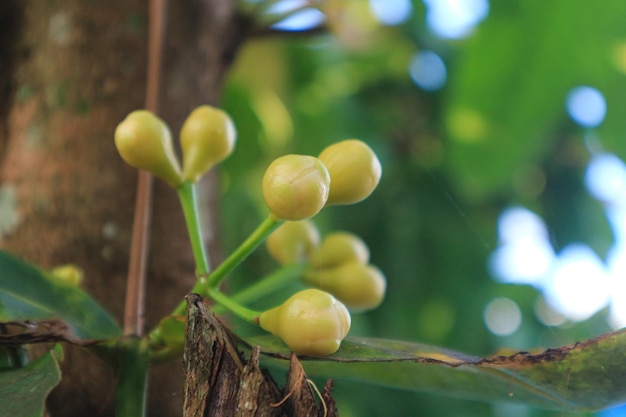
(123, 0, 168, 337)
(0, 320, 101, 346)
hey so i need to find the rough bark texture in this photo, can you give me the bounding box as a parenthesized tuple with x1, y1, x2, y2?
(183, 294, 337, 417)
(0, 1, 249, 416)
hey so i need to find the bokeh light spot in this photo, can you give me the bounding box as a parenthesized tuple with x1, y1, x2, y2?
(489, 239, 554, 286)
(490, 207, 555, 285)
(497, 206, 550, 243)
(423, 0, 489, 39)
(534, 296, 566, 327)
(607, 244, 626, 329)
(545, 244, 611, 321)
(585, 153, 626, 204)
(369, 0, 412, 26)
(484, 297, 522, 336)
(610, 42, 626, 75)
(268, 0, 325, 31)
(409, 50, 447, 91)
(566, 86, 607, 128)
(447, 107, 488, 143)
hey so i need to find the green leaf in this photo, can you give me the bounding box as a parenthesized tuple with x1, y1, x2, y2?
(0, 250, 121, 341)
(248, 328, 626, 411)
(445, 0, 626, 201)
(0, 347, 62, 417)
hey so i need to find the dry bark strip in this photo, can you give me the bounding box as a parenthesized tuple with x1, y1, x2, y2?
(183, 294, 338, 417)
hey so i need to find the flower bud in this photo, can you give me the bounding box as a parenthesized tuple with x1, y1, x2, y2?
(318, 139, 382, 205)
(114, 110, 183, 187)
(309, 232, 369, 269)
(50, 264, 84, 287)
(259, 289, 351, 356)
(266, 220, 321, 265)
(262, 155, 330, 220)
(304, 262, 386, 312)
(180, 105, 236, 182)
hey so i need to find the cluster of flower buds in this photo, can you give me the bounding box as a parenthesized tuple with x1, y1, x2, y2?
(260, 144, 385, 354)
(262, 140, 382, 220)
(116, 107, 385, 357)
(114, 105, 235, 187)
(262, 222, 386, 355)
(305, 232, 386, 312)
(267, 221, 387, 313)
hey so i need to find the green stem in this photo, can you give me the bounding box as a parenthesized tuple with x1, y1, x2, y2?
(177, 181, 210, 277)
(150, 215, 279, 342)
(154, 182, 210, 322)
(206, 215, 283, 288)
(207, 287, 261, 323)
(231, 264, 306, 305)
(115, 337, 149, 417)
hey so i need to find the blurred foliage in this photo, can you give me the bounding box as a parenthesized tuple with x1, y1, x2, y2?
(220, 0, 625, 415)
(0, 346, 62, 417)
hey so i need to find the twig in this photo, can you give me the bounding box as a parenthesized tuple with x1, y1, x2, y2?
(123, 0, 167, 337)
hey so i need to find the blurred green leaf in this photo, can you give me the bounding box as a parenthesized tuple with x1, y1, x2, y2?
(0, 250, 121, 341)
(445, 0, 626, 201)
(157, 316, 185, 348)
(249, 328, 626, 411)
(0, 347, 62, 417)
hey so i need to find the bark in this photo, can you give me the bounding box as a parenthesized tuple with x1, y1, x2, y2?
(183, 294, 337, 417)
(0, 1, 249, 415)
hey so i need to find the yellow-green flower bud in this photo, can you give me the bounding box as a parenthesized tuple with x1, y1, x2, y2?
(180, 105, 236, 182)
(262, 155, 330, 221)
(309, 232, 369, 270)
(266, 220, 321, 265)
(259, 289, 351, 356)
(318, 139, 382, 205)
(50, 264, 84, 287)
(114, 110, 183, 187)
(304, 262, 386, 312)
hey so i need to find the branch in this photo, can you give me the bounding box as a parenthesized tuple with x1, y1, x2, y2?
(123, 0, 167, 337)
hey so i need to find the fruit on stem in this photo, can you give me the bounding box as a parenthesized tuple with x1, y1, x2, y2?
(114, 110, 183, 188)
(318, 139, 382, 205)
(180, 105, 236, 182)
(309, 232, 369, 269)
(266, 220, 321, 266)
(262, 154, 330, 220)
(304, 262, 386, 312)
(259, 289, 351, 356)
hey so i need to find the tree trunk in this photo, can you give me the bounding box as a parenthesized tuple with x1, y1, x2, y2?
(0, 1, 248, 415)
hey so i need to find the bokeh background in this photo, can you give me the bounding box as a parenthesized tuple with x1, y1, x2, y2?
(219, 1, 626, 415)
